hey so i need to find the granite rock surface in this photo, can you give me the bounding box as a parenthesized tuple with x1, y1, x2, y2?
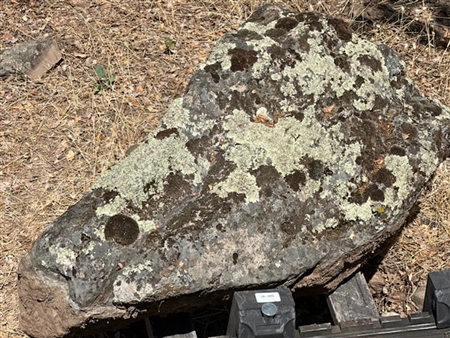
(18, 5, 450, 337)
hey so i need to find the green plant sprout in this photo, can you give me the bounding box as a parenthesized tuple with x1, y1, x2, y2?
(94, 64, 115, 94)
(164, 38, 176, 54)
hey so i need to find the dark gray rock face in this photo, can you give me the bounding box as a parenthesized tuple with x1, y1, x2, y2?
(18, 5, 450, 337)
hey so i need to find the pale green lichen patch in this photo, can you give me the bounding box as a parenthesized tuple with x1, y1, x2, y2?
(308, 215, 340, 233)
(210, 170, 259, 203)
(341, 40, 393, 109)
(81, 241, 95, 255)
(215, 107, 391, 226)
(201, 42, 236, 71)
(160, 98, 217, 139)
(120, 260, 153, 277)
(245, 36, 278, 79)
(245, 16, 394, 110)
(113, 276, 155, 303)
(96, 195, 126, 217)
(285, 37, 388, 109)
(92, 130, 201, 209)
(385, 154, 414, 205)
(249, 35, 278, 51)
(419, 150, 438, 177)
(301, 177, 322, 198)
(222, 107, 355, 175)
(341, 200, 373, 222)
(271, 73, 282, 81)
(130, 215, 157, 233)
(159, 98, 190, 130)
(93, 226, 105, 241)
(252, 49, 274, 80)
(282, 52, 354, 101)
(280, 81, 297, 98)
(242, 20, 278, 36)
(49, 244, 76, 266)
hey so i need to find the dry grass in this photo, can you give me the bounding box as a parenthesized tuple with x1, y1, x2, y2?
(0, 0, 449, 337)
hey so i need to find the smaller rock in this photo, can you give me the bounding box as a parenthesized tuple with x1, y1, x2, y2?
(0, 39, 61, 79)
(411, 285, 427, 310)
(367, 271, 385, 296)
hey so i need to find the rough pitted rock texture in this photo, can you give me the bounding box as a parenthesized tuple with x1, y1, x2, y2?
(19, 5, 450, 337)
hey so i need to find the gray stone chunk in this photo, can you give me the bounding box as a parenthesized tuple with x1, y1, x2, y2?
(0, 39, 61, 79)
(18, 5, 450, 337)
(377, 43, 405, 77)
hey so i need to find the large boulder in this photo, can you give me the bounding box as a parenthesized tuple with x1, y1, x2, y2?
(18, 5, 450, 337)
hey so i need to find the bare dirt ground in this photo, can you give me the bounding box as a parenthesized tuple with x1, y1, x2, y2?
(1, 0, 449, 337)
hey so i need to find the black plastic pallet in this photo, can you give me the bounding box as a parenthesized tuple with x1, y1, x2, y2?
(144, 268, 450, 338)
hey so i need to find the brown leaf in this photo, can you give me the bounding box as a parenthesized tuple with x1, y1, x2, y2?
(322, 104, 335, 113)
(129, 96, 139, 106)
(254, 114, 274, 128)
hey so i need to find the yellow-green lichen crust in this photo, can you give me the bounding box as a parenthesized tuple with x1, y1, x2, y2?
(92, 104, 204, 206)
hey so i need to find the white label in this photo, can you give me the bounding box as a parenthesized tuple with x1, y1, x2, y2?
(255, 292, 281, 303)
